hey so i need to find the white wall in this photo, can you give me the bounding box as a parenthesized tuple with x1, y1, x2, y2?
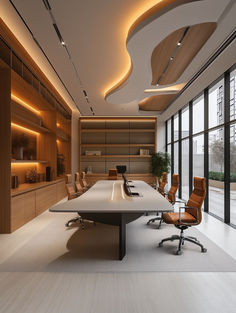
(71, 111, 80, 182)
(156, 118, 166, 152)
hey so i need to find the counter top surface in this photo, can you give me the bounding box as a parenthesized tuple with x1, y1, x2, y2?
(11, 178, 65, 197)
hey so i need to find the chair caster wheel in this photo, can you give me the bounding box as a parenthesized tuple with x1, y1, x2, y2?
(176, 250, 182, 255)
(65, 223, 70, 227)
(202, 248, 207, 253)
(158, 242, 163, 247)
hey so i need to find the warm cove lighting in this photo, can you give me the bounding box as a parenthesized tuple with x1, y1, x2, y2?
(144, 83, 186, 93)
(56, 123, 61, 127)
(11, 94, 40, 115)
(103, 0, 171, 98)
(11, 123, 39, 136)
(11, 162, 38, 166)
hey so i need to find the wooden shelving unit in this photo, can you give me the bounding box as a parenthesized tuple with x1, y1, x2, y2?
(11, 160, 48, 164)
(79, 117, 156, 175)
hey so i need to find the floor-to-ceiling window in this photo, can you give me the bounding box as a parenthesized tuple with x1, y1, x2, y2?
(230, 68, 236, 225)
(166, 119, 172, 187)
(208, 79, 225, 219)
(165, 63, 236, 228)
(181, 105, 189, 200)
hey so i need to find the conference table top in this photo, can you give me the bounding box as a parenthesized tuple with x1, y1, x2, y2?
(50, 180, 173, 213)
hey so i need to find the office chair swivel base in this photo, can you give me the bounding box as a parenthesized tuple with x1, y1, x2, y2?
(159, 228, 207, 255)
(65, 215, 85, 229)
(147, 213, 163, 229)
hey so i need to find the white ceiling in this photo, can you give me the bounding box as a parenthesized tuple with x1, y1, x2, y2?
(0, 0, 235, 116)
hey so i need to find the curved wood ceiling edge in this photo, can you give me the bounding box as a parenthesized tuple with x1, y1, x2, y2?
(104, 0, 199, 101)
(138, 94, 177, 111)
(151, 22, 217, 86)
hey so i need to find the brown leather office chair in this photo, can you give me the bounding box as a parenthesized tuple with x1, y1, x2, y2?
(108, 168, 118, 180)
(147, 174, 179, 228)
(65, 174, 84, 228)
(75, 172, 86, 193)
(159, 177, 207, 255)
(158, 172, 167, 195)
(80, 172, 91, 190)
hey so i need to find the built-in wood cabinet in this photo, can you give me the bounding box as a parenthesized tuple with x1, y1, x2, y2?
(11, 179, 66, 232)
(79, 117, 156, 175)
(0, 19, 71, 233)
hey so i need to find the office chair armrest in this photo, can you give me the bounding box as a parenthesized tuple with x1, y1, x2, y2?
(178, 206, 199, 225)
(75, 191, 83, 197)
(175, 199, 187, 204)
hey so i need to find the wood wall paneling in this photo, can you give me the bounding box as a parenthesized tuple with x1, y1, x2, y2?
(0, 18, 72, 114)
(151, 22, 217, 85)
(0, 62, 11, 233)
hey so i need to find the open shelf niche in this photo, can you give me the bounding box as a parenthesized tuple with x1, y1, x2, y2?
(79, 117, 157, 175)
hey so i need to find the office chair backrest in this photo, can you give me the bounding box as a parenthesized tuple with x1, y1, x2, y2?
(75, 172, 80, 182)
(167, 174, 179, 203)
(75, 181, 83, 193)
(158, 172, 167, 195)
(80, 171, 88, 188)
(108, 168, 118, 180)
(66, 183, 77, 200)
(66, 174, 72, 184)
(186, 177, 206, 224)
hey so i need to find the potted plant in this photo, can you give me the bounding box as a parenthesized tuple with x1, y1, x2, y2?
(57, 153, 65, 176)
(150, 152, 170, 187)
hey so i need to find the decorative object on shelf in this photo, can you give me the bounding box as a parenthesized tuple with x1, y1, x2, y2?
(25, 168, 37, 183)
(12, 133, 29, 160)
(57, 154, 65, 176)
(37, 173, 45, 182)
(85, 150, 101, 156)
(150, 152, 170, 186)
(140, 149, 150, 156)
(86, 166, 92, 174)
(11, 175, 18, 189)
(46, 166, 52, 182)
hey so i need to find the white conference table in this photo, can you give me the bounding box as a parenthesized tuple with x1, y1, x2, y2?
(50, 180, 172, 260)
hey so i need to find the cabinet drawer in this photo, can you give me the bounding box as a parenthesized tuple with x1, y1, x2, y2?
(36, 184, 57, 216)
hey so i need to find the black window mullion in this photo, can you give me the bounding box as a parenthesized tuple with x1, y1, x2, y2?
(189, 101, 193, 195)
(165, 120, 168, 152)
(179, 110, 182, 199)
(204, 88, 209, 212)
(224, 70, 230, 224)
(171, 116, 174, 185)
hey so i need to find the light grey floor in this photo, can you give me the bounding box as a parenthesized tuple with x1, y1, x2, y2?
(1, 201, 236, 313)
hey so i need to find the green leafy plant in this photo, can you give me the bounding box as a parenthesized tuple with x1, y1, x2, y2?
(209, 171, 236, 182)
(150, 152, 170, 183)
(57, 153, 65, 176)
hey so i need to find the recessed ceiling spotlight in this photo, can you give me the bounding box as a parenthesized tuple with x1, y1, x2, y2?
(177, 42, 181, 46)
(61, 40, 66, 46)
(170, 57, 174, 61)
(156, 83, 159, 87)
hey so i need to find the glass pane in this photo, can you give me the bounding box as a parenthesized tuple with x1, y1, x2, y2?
(230, 122, 236, 225)
(174, 142, 178, 174)
(209, 127, 224, 219)
(174, 114, 179, 141)
(193, 134, 204, 178)
(230, 69, 236, 122)
(167, 119, 171, 144)
(182, 138, 189, 200)
(209, 79, 224, 128)
(12, 52, 22, 77)
(181, 105, 189, 138)
(193, 94, 204, 134)
(0, 37, 10, 65)
(167, 144, 171, 188)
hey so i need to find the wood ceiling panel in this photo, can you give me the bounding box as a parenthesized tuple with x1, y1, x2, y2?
(138, 94, 176, 111)
(151, 22, 217, 85)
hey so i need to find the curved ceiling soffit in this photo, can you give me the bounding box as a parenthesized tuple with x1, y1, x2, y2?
(151, 22, 217, 86)
(104, 0, 200, 101)
(139, 94, 177, 111)
(105, 0, 228, 105)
